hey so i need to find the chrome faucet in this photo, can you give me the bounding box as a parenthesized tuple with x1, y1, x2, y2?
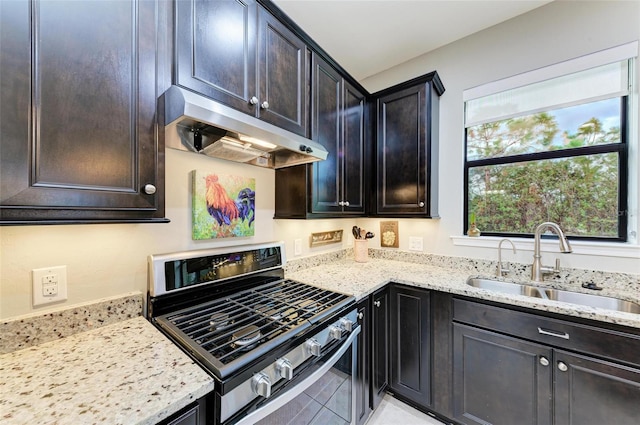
(497, 238, 516, 276)
(531, 222, 572, 282)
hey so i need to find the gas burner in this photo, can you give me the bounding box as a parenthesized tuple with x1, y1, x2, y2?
(231, 325, 262, 351)
(209, 312, 232, 331)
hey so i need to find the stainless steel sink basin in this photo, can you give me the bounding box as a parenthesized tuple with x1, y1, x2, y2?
(465, 277, 640, 314)
(466, 278, 544, 298)
(541, 288, 640, 314)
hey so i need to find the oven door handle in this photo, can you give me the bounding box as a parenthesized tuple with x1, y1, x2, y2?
(233, 325, 361, 425)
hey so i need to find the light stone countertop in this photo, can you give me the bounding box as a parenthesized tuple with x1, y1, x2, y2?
(0, 316, 215, 425)
(286, 258, 640, 330)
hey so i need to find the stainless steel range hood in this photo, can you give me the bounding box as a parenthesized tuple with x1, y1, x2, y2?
(160, 86, 328, 169)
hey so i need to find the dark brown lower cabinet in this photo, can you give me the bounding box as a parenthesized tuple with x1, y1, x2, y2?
(452, 298, 640, 425)
(389, 284, 432, 408)
(554, 350, 640, 425)
(355, 298, 371, 425)
(453, 323, 553, 425)
(371, 286, 389, 410)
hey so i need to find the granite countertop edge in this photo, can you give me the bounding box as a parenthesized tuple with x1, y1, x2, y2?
(0, 316, 215, 425)
(285, 258, 640, 330)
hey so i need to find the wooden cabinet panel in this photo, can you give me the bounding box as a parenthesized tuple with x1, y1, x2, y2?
(453, 323, 553, 425)
(452, 297, 640, 425)
(373, 72, 443, 217)
(342, 80, 366, 213)
(355, 298, 372, 425)
(175, 0, 257, 113)
(389, 284, 432, 407)
(275, 54, 366, 218)
(0, 0, 165, 223)
(257, 7, 308, 136)
(371, 286, 389, 410)
(310, 54, 342, 214)
(554, 350, 640, 425)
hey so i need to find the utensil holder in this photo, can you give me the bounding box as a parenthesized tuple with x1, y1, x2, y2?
(354, 239, 368, 263)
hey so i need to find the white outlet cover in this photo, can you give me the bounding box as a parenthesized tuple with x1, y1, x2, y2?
(409, 236, 424, 252)
(33, 265, 68, 306)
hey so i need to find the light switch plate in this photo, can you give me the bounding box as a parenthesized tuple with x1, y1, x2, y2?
(294, 239, 302, 256)
(33, 265, 68, 306)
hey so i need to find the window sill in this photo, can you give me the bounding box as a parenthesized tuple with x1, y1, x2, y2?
(450, 235, 640, 259)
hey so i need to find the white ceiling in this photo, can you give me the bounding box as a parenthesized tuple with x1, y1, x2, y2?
(273, 0, 552, 82)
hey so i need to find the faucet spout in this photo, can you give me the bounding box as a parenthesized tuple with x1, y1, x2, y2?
(497, 238, 516, 276)
(531, 222, 572, 282)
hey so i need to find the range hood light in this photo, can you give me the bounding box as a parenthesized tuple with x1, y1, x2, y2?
(238, 135, 277, 150)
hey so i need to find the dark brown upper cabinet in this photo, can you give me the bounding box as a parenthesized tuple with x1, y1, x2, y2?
(373, 72, 444, 217)
(310, 53, 366, 215)
(0, 0, 166, 224)
(175, 0, 308, 137)
(274, 54, 367, 218)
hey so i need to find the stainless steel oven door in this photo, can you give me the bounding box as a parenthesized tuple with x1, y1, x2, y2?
(231, 326, 360, 425)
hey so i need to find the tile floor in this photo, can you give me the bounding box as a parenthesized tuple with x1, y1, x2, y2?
(366, 394, 445, 425)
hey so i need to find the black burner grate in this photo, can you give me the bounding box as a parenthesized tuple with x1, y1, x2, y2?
(155, 279, 351, 377)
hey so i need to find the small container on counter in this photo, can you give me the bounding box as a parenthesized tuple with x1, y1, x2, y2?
(354, 239, 368, 263)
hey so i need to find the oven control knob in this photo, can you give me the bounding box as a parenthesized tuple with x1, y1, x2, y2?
(305, 338, 322, 357)
(339, 317, 354, 332)
(329, 325, 343, 340)
(251, 372, 272, 398)
(276, 358, 294, 380)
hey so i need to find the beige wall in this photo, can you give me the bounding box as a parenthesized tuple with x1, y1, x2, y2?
(2, 1, 639, 320)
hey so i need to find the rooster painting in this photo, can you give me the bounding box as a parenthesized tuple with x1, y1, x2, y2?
(192, 171, 256, 240)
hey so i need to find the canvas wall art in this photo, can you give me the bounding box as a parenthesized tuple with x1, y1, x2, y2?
(192, 170, 256, 240)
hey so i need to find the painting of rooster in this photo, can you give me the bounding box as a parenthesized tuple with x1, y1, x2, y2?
(192, 171, 255, 239)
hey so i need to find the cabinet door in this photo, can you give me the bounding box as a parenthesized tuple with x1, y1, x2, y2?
(257, 7, 308, 136)
(389, 285, 431, 407)
(554, 350, 640, 425)
(310, 53, 342, 214)
(175, 0, 257, 114)
(376, 84, 427, 215)
(342, 81, 366, 214)
(452, 323, 553, 425)
(371, 287, 389, 410)
(355, 298, 372, 425)
(0, 0, 164, 223)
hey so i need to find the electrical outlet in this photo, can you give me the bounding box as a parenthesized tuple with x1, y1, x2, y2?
(294, 239, 302, 256)
(409, 236, 424, 252)
(33, 266, 67, 306)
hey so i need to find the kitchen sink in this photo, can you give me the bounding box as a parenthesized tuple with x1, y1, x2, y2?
(466, 278, 544, 298)
(465, 277, 640, 314)
(540, 288, 640, 314)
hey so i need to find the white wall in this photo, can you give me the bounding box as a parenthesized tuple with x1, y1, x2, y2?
(356, 0, 640, 273)
(2, 1, 639, 320)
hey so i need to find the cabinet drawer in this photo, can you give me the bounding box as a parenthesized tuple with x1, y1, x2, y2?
(453, 298, 640, 367)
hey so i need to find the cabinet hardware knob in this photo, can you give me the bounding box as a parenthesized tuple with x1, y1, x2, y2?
(344, 201, 350, 207)
(261, 101, 270, 109)
(419, 201, 425, 207)
(357, 312, 364, 320)
(557, 361, 568, 372)
(143, 184, 156, 195)
(338, 201, 344, 206)
(539, 356, 550, 366)
(249, 96, 259, 105)
(374, 300, 381, 307)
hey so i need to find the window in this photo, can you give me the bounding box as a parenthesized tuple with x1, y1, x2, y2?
(463, 44, 636, 241)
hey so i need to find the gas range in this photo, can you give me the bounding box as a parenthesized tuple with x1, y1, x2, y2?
(147, 242, 359, 425)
